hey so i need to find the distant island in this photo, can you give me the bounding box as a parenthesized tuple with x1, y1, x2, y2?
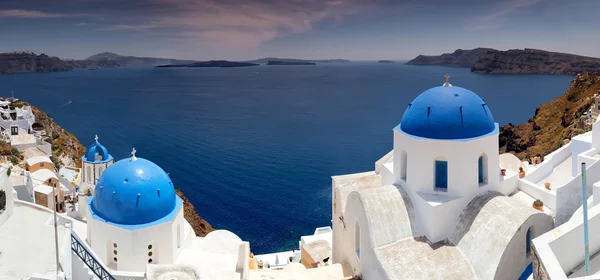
(86, 52, 196, 67)
(246, 57, 350, 64)
(0, 51, 351, 74)
(406, 48, 600, 75)
(156, 60, 259, 68)
(267, 60, 316, 66)
(378, 60, 395, 63)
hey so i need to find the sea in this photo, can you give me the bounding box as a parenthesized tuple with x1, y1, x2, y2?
(0, 63, 574, 253)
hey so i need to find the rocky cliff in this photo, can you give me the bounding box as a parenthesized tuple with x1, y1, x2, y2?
(406, 48, 495, 68)
(407, 48, 600, 75)
(472, 49, 600, 75)
(0, 52, 73, 74)
(499, 72, 600, 159)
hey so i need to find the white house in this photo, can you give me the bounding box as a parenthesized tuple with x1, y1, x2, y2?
(332, 78, 554, 280)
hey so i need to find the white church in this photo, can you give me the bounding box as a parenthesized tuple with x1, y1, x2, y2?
(331, 77, 556, 280)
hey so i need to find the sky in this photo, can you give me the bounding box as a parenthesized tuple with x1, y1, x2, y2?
(0, 0, 599, 61)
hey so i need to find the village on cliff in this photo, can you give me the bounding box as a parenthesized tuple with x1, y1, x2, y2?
(2, 75, 600, 279)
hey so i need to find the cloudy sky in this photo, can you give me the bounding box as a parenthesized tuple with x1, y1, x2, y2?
(0, 0, 598, 60)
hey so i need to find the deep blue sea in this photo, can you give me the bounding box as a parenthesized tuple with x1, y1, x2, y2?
(0, 63, 573, 253)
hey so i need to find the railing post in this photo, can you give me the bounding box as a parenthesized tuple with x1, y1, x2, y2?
(582, 162, 590, 276)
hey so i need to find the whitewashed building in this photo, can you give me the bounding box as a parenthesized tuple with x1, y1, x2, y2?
(0, 98, 36, 139)
(332, 78, 555, 280)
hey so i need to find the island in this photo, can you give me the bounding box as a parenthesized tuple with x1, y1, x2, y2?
(155, 60, 259, 68)
(246, 57, 350, 64)
(378, 60, 395, 63)
(267, 60, 316, 66)
(86, 52, 196, 67)
(406, 48, 600, 75)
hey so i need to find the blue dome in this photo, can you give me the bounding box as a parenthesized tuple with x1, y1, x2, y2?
(83, 140, 112, 163)
(90, 157, 177, 225)
(399, 86, 495, 139)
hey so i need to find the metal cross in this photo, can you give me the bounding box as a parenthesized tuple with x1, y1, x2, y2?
(94, 135, 98, 142)
(444, 73, 450, 84)
(131, 148, 137, 160)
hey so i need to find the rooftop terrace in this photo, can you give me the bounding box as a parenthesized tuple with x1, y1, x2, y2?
(0, 203, 66, 279)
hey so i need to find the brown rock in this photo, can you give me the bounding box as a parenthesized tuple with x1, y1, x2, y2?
(499, 72, 600, 160)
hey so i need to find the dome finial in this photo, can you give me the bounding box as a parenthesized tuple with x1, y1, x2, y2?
(95, 134, 99, 142)
(131, 147, 137, 161)
(443, 73, 452, 87)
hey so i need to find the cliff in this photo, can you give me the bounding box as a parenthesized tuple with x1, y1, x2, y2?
(406, 48, 495, 68)
(156, 60, 259, 68)
(471, 49, 600, 75)
(407, 48, 600, 75)
(499, 72, 600, 159)
(0, 52, 73, 74)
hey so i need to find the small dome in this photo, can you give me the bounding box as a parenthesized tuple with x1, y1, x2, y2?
(400, 86, 495, 139)
(83, 136, 112, 163)
(90, 157, 177, 225)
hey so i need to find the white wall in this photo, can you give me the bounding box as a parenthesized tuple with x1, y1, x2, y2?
(534, 203, 600, 278)
(393, 129, 500, 198)
(522, 144, 571, 184)
(337, 192, 389, 280)
(555, 159, 600, 225)
(493, 213, 554, 280)
(392, 128, 509, 243)
(518, 180, 557, 211)
(571, 137, 593, 177)
(88, 206, 184, 272)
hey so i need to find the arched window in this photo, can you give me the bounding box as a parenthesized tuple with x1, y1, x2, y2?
(86, 166, 91, 183)
(434, 157, 448, 191)
(401, 150, 407, 181)
(355, 221, 361, 259)
(99, 167, 104, 177)
(478, 154, 488, 186)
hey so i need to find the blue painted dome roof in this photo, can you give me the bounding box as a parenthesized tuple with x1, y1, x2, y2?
(90, 157, 177, 225)
(83, 139, 112, 163)
(399, 86, 495, 139)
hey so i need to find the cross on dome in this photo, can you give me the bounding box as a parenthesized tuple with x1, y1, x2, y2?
(443, 73, 453, 87)
(131, 148, 137, 161)
(94, 135, 99, 142)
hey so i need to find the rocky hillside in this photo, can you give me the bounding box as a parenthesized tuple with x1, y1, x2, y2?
(407, 48, 600, 75)
(472, 49, 600, 75)
(499, 72, 600, 159)
(406, 48, 495, 67)
(11, 100, 85, 168)
(0, 52, 72, 74)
